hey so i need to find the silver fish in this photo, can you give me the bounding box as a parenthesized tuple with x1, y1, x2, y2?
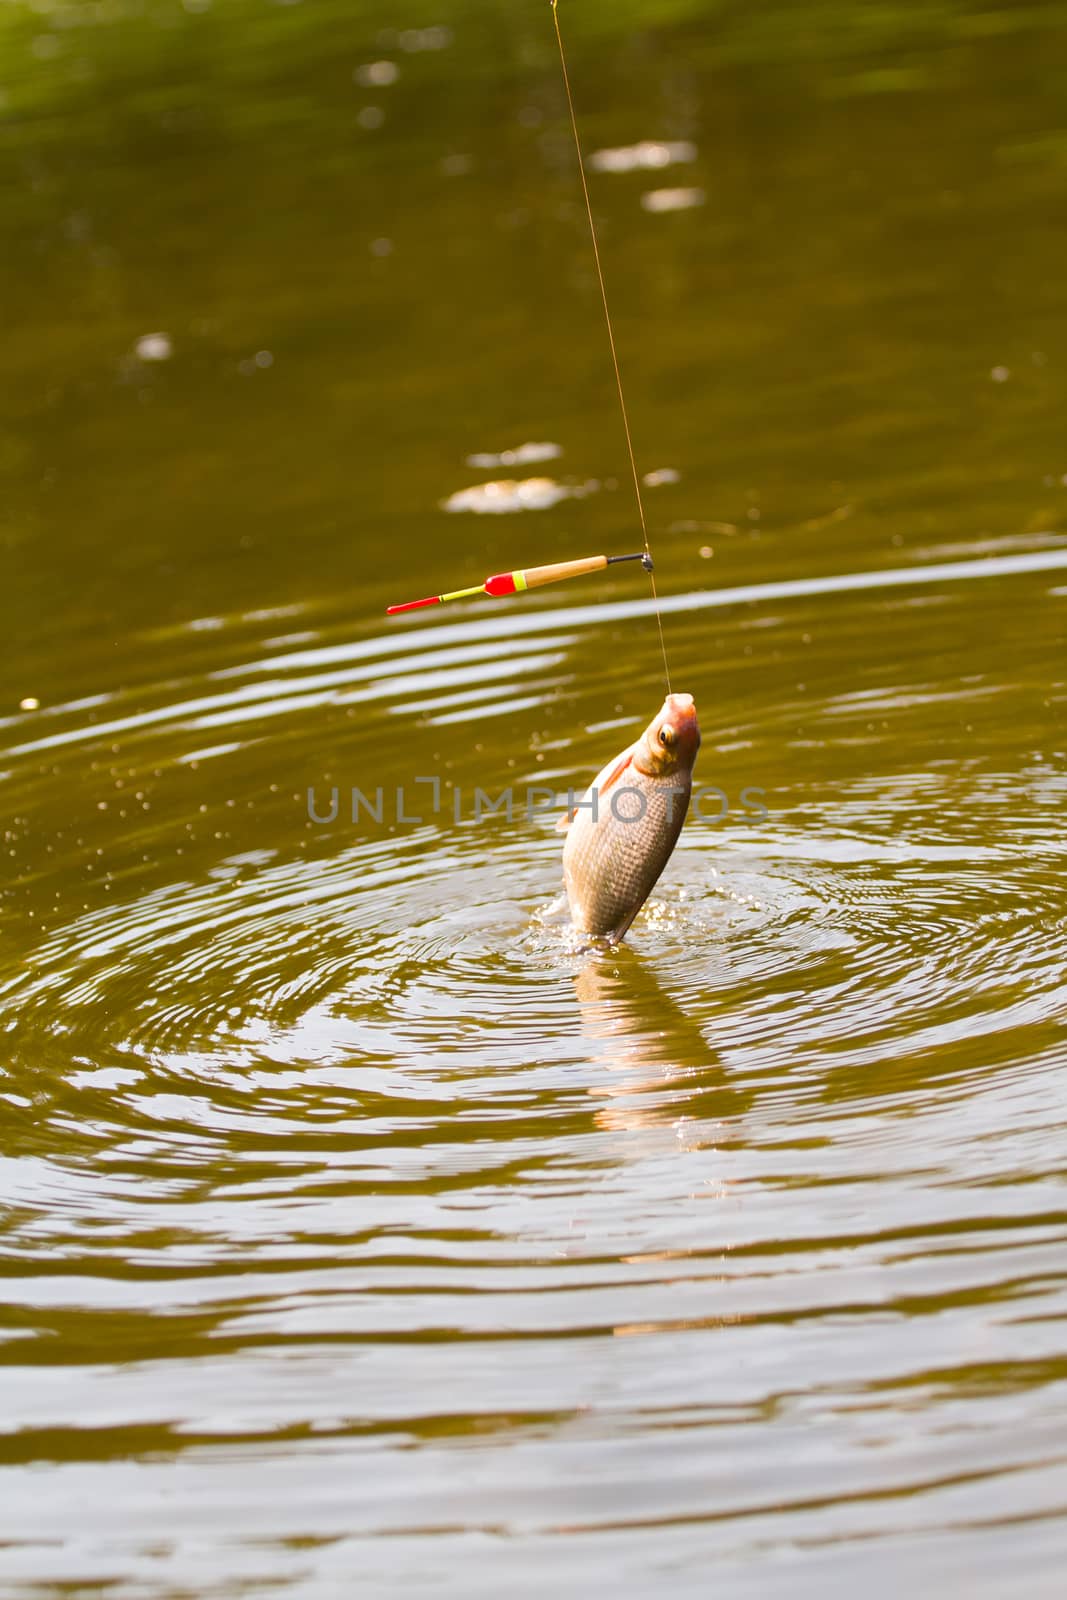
(560, 692, 701, 943)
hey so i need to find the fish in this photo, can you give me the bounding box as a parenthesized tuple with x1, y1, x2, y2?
(559, 692, 701, 943)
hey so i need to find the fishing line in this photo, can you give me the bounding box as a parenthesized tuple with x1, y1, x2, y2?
(551, 0, 672, 694)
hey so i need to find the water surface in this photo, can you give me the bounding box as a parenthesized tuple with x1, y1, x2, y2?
(3, 1, 1067, 1594)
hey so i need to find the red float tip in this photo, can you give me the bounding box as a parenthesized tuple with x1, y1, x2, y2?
(386, 595, 442, 614)
(483, 571, 520, 597)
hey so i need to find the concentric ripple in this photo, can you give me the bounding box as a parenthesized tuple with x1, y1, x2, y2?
(2, 552, 1066, 1598)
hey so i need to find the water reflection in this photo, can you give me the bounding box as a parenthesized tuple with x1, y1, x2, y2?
(574, 947, 744, 1137)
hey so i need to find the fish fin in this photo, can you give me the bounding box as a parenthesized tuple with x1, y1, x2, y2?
(606, 907, 641, 945)
(560, 746, 634, 832)
(597, 750, 634, 796)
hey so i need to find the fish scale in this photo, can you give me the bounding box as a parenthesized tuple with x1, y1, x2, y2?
(561, 694, 701, 943)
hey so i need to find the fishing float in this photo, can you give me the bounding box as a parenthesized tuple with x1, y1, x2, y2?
(386, 551, 653, 614)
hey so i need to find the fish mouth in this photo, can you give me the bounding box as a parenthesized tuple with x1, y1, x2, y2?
(661, 691, 701, 760)
(663, 691, 698, 730)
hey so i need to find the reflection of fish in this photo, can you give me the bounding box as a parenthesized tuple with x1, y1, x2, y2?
(574, 949, 708, 1074)
(560, 693, 701, 943)
(573, 950, 744, 1137)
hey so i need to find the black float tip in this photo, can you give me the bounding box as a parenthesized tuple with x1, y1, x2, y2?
(607, 551, 654, 572)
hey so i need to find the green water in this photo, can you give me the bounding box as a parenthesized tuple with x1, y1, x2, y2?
(2, 1, 1067, 1594)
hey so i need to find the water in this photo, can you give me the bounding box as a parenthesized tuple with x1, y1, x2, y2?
(3, 1, 1067, 1593)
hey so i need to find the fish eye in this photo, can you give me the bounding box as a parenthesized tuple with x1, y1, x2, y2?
(658, 725, 677, 748)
